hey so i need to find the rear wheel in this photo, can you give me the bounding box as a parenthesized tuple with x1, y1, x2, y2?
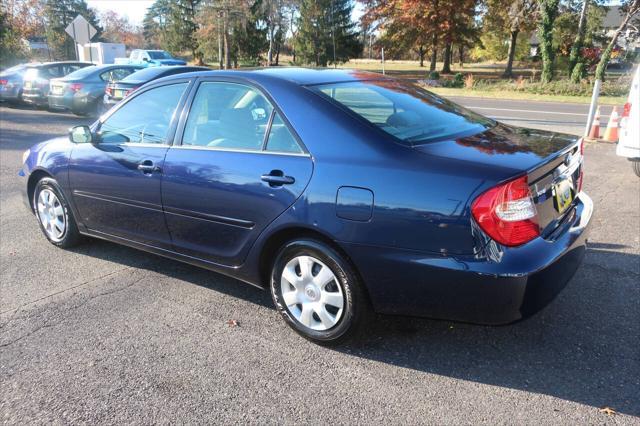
(632, 159, 640, 178)
(33, 177, 82, 248)
(270, 239, 372, 345)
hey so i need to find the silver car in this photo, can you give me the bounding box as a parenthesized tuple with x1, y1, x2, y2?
(0, 64, 34, 103)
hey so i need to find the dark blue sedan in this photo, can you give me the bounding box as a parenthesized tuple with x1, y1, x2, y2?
(19, 68, 593, 344)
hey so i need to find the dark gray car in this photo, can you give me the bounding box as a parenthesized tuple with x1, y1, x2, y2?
(48, 64, 143, 116)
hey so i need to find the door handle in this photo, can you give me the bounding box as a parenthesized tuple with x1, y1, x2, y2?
(261, 171, 295, 186)
(137, 160, 159, 174)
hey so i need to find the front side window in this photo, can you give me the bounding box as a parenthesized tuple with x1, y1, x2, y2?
(99, 83, 187, 145)
(182, 82, 274, 150)
(313, 81, 494, 145)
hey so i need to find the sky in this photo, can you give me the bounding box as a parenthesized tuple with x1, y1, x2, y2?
(87, 0, 365, 26)
(86, 0, 155, 25)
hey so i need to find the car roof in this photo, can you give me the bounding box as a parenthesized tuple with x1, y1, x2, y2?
(159, 67, 387, 86)
(28, 61, 93, 68)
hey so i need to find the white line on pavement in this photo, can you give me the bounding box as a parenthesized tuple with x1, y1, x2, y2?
(467, 106, 600, 117)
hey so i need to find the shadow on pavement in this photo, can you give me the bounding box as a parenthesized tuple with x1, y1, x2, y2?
(69, 237, 640, 416)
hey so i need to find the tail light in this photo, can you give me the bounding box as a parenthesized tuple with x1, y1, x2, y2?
(125, 86, 140, 97)
(69, 83, 83, 93)
(471, 175, 539, 247)
(0, 79, 7, 86)
(620, 102, 631, 131)
(105, 86, 113, 96)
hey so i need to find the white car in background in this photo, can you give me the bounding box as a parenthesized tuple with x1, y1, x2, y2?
(616, 65, 640, 177)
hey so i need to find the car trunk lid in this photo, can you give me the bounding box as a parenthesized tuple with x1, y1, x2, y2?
(414, 123, 583, 238)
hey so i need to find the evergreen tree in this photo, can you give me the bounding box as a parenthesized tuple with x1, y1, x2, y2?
(44, 0, 101, 60)
(296, 0, 361, 66)
(166, 0, 201, 63)
(143, 0, 171, 49)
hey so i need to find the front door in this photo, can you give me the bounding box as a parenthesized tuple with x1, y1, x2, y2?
(161, 80, 313, 265)
(68, 81, 189, 248)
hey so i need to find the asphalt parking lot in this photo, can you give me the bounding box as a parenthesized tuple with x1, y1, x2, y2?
(1, 104, 639, 424)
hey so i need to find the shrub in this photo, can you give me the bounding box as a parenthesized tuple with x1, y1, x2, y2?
(463, 73, 474, 89)
(428, 71, 440, 80)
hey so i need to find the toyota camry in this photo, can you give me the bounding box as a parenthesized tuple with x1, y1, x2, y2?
(19, 68, 593, 344)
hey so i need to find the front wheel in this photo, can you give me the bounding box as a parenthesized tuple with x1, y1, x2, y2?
(33, 177, 82, 248)
(270, 239, 372, 345)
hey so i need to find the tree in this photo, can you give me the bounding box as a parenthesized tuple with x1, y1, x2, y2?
(260, 0, 293, 65)
(44, 0, 102, 60)
(296, 0, 360, 66)
(595, 0, 640, 80)
(166, 0, 202, 64)
(100, 10, 143, 48)
(143, 0, 171, 49)
(439, 0, 479, 73)
(502, 0, 538, 77)
(538, 0, 560, 83)
(568, 0, 589, 80)
(0, 9, 29, 66)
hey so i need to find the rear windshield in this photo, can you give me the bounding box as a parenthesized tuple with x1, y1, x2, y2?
(122, 67, 165, 83)
(63, 66, 97, 80)
(312, 80, 494, 145)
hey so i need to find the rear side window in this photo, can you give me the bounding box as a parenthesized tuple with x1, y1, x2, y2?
(182, 82, 274, 150)
(99, 83, 187, 144)
(313, 81, 494, 145)
(265, 112, 302, 154)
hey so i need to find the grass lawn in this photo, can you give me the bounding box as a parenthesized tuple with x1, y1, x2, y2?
(338, 59, 629, 105)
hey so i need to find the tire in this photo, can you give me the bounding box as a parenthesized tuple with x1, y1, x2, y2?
(632, 160, 640, 178)
(270, 239, 372, 345)
(33, 177, 82, 248)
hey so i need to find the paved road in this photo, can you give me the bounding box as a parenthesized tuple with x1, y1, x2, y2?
(1, 104, 639, 424)
(449, 96, 620, 136)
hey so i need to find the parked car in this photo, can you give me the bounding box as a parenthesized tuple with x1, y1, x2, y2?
(20, 69, 592, 345)
(115, 49, 186, 67)
(0, 64, 34, 104)
(48, 64, 143, 116)
(22, 61, 94, 107)
(616, 65, 640, 177)
(103, 65, 208, 111)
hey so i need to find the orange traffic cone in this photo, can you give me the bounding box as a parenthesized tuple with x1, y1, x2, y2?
(588, 106, 601, 139)
(603, 106, 620, 143)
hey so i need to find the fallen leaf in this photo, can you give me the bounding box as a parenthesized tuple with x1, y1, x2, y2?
(227, 319, 239, 327)
(600, 407, 616, 416)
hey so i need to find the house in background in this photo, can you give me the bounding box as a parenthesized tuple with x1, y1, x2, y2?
(529, 5, 640, 58)
(22, 37, 53, 61)
(602, 5, 640, 54)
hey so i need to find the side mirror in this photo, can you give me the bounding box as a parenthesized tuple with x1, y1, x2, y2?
(69, 125, 93, 144)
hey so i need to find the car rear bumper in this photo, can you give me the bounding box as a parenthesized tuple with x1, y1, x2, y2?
(0, 85, 22, 101)
(342, 192, 593, 325)
(22, 91, 48, 106)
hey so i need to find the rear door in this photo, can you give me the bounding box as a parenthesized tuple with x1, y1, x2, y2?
(161, 79, 313, 266)
(68, 80, 190, 248)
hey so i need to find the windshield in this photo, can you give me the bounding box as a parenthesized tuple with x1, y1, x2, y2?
(312, 80, 494, 145)
(148, 51, 172, 60)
